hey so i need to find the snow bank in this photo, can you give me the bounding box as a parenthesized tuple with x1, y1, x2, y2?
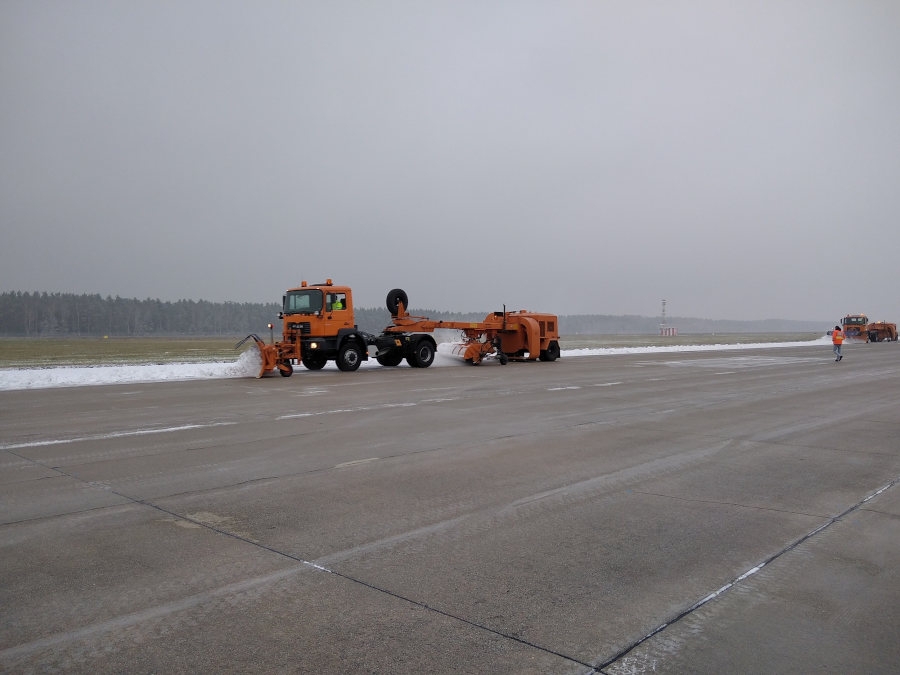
(562, 336, 832, 357)
(0, 337, 831, 391)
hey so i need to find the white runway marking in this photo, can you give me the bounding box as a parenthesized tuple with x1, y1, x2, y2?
(0, 423, 236, 450)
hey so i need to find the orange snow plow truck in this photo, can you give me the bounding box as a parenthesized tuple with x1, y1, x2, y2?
(237, 280, 561, 378)
(841, 313, 898, 343)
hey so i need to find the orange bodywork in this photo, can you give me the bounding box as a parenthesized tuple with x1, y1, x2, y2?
(239, 281, 561, 376)
(841, 314, 869, 341)
(385, 300, 560, 364)
(865, 321, 898, 342)
(841, 313, 898, 343)
(237, 279, 361, 377)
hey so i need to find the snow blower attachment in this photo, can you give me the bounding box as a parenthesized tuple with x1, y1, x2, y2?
(432, 308, 561, 365)
(234, 333, 281, 379)
(237, 280, 560, 377)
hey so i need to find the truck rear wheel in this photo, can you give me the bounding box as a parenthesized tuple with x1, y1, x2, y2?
(406, 337, 436, 368)
(539, 341, 561, 362)
(337, 342, 363, 372)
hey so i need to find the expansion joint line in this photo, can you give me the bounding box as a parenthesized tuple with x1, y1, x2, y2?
(137, 501, 598, 673)
(595, 476, 900, 673)
(18, 455, 597, 673)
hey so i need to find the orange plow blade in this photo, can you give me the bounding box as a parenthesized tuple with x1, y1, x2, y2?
(235, 334, 279, 378)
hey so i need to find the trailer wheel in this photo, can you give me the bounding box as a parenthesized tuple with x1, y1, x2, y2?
(337, 341, 363, 372)
(539, 341, 561, 362)
(279, 361, 293, 377)
(498, 353, 509, 365)
(376, 350, 404, 367)
(406, 337, 436, 368)
(386, 288, 409, 316)
(301, 352, 327, 370)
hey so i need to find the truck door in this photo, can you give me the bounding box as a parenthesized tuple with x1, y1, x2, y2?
(323, 292, 353, 335)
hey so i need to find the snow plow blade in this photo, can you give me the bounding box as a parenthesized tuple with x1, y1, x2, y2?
(235, 334, 278, 378)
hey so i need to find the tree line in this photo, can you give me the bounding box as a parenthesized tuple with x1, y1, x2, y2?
(0, 291, 281, 337)
(0, 291, 427, 337)
(0, 291, 827, 338)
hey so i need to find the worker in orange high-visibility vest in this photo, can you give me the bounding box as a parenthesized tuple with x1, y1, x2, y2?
(832, 325, 844, 361)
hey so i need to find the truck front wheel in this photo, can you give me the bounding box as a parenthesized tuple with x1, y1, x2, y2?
(302, 352, 327, 370)
(337, 342, 363, 372)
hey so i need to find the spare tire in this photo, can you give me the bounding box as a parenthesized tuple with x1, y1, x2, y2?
(386, 288, 409, 316)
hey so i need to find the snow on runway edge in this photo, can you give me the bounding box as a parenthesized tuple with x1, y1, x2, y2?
(0, 338, 831, 391)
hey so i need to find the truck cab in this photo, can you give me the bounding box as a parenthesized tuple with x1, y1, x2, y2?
(276, 280, 370, 372)
(841, 314, 868, 340)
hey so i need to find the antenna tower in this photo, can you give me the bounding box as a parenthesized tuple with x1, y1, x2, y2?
(659, 299, 677, 336)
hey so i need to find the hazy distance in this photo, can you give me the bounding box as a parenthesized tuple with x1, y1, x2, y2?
(2, 2, 898, 322)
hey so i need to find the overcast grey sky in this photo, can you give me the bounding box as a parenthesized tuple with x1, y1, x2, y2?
(2, 2, 898, 321)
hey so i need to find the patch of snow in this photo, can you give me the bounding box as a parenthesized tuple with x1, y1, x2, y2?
(0, 337, 832, 391)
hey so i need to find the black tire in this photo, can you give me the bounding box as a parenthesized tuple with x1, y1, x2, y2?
(539, 341, 561, 362)
(498, 352, 509, 365)
(406, 337, 436, 368)
(376, 349, 404, 367)
(279, 361, 293, 377)
(337, 341, 363, 372)
(301, 352, 327, 370)
(386, 288, 409, 316)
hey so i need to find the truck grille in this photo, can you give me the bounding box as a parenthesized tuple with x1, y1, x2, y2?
(288, 322, 311, 333)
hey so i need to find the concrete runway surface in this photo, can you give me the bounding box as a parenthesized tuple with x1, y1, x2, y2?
(2, 343, 899, 674)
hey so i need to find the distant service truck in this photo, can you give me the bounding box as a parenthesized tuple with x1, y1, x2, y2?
(841, 314, 898, 342)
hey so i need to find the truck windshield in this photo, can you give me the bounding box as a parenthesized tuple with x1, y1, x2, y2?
(843, 316, 867, 326)
(284, 290, 323, 314)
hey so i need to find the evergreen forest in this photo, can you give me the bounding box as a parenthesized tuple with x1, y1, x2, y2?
(0, 291, 827, 338)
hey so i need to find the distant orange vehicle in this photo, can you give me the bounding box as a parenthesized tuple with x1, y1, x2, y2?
(238, 281, 560, 377)
(841, 313, 898, 342)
